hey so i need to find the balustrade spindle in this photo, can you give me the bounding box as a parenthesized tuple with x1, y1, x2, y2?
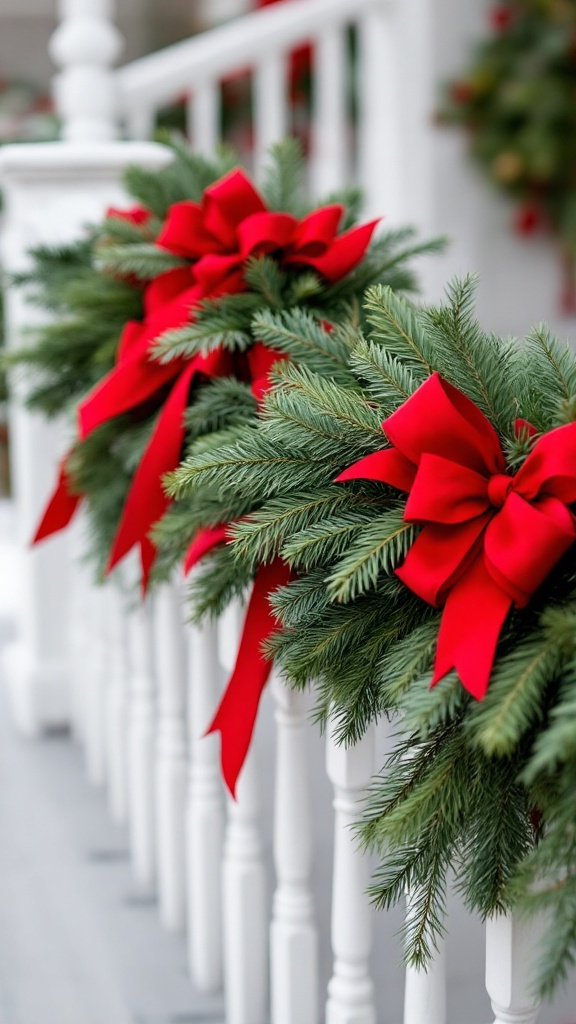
(67, 517, 93, 745)
(188, 82, 221, 155)
(270, 670, 317, 1024)
(403, 930, 447, 1024)
(223, 749, 268, 1024)
(325, 722, 376, 1024)
(187, 613, 225, 990)
(485, 913, 541, 1024)
(127, 595, 157, 890)
(311, 26, 348, 198)
(83, 586, 109, 787)
(154, 581, 188, 931)
(219, 602, 268, 1024)
(49, 0, 124, 142)
(125, 108, 155, 141)
(253, 54, 288, 177)
(103, 574, 130, 824)
(357, 3, 404, 223)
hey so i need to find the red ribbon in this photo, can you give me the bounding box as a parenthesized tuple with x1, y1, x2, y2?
(34, 168, 378, 587)
(338, 372, 576, 699)
(32, 455, 82, 543)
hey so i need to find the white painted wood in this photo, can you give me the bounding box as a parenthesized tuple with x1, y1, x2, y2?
(311, 25, 348, 198)
(222, 747, 268, 1024)
(50, 0, 124, 142)
(403, 934, 447, 1024)
(188, 82, 221, 155)
(105, 573, 130, 824)
(218, 595, 268, 1023)
(126, 595, 157, 890)
(125, 107, 155, 142)
(270, 669, 317, 1024)
(358, 3, 404, 223)
(153, 581, 188, 932)
(325, 722, 376, 1024)
(186, 613, 225, 991)
(485, 913, 542, 1024)
(67, 516, 93, 745)
(0, 142, 171, 737)
(116, 0, 372, 115)
(254, 54, 288, 177)
(83, 586, 108, 787)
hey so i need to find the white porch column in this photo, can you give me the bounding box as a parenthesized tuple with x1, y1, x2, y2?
(0, 142, 171, 735)
(49, 0, 124, 142)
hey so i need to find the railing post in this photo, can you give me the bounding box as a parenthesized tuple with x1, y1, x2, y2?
(485, 913, 542, 1024)
(325, 722, 376, 1024)
(270, 669, 318, 1024)
(403, 929, 447, 1024)
(127, 593, 157, 891)
(0, 141, 170, 737)
(219, 603, 268, 1024)
(49, 0, 124, 142)
(105, 571, 131, 824)
(154, 580, 188, 931)
(187, 613, 225, 991)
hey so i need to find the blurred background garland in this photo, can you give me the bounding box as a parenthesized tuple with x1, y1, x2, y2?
(442, 0, 576, 312)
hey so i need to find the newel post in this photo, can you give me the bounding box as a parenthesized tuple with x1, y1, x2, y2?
(49, 0, 124, 142)
(0, 142, 171, 735)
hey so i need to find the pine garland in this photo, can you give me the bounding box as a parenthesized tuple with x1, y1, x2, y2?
(10, 137, 440, 578)
(172, 275, 576, 995)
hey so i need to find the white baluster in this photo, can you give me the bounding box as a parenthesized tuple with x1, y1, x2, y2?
(127, 596, 157, 890)
(325, 722, 376, 1024)
(67, 515, 94, 745)
(311, 25, 348, 198)
(223, 749, 268, 1024)
(187, 614, 225, 991)
(485, 913, 542, 1024)
(403, 930, 447, 1024)
(105, 573, 130, 824)
(253, 54, 288, 178)
(357, 2, 404, 223)
(270, 669, 317, 1024)
(125, 107, 156, 142)
(154, 581, 188, 931)
(83, 585, 109, 787)
(219, 600, 268, 1024)
(188, 82, 221, 155)
(49, 0, 124, 142)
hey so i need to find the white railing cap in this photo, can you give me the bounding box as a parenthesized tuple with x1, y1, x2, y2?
(0, 141, 171, 185)
(116, 0, 385, 113)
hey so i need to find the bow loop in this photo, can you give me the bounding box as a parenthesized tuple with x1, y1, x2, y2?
(384, 373, 505, 476)
(338, 372, 576, 699)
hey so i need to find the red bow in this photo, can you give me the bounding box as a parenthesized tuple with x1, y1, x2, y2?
(338, 373, 576, 699)
(34, 169, 377, 588)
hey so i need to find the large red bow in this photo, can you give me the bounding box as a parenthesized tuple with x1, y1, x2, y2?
(34, 170, 377, 587)
(338, 373, 576, 699)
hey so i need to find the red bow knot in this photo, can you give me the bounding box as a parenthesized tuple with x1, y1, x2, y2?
(338, 372, 576, 699)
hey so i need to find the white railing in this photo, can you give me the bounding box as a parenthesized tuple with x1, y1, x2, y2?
(0, 0, 546, 1022)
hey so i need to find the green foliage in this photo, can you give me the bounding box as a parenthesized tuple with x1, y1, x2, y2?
(441, 0, 576, 256)
(176, 272, 576, 996)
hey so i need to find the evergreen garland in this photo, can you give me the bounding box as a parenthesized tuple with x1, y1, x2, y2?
(171, 275, 576, 996)
(442, 0, 576, 310)
(10, 137, 440, 578)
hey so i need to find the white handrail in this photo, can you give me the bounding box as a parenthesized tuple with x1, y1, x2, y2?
(116, 0, 383, 114)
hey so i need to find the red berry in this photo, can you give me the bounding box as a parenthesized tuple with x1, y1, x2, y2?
(513, 203, 541, 235)
(489, 5, 514, 31)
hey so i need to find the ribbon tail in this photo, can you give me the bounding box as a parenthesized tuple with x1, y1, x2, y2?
(32, 454, 82, 544)
(106, 362, 198, 581)
(184, 525, 229, 575)
(432, 556, 512, 699)
(206, 558, 292, 797)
